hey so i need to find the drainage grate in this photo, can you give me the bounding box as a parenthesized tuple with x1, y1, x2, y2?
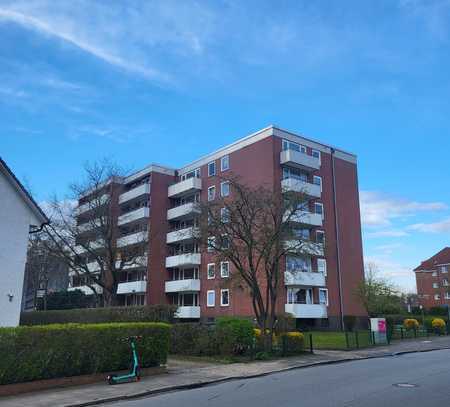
(393, 383, 418, 388)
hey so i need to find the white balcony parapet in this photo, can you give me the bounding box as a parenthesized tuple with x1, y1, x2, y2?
(165, 279, 200, 293)
(76, 194, 109, 215)
(74, 239, 105, 254)
(166, 227, 199, 244)
(280, 150, 320, 171)
(68, 284, 103, 295)
(117, 231, 148, 248)
(117, 280, 147, 294)
(168, 177, 202, 198)
(281, 178, 321, 198)
(285, 303, 327, 318)
(284, 271, 326, 287)
(119, 183, 151, 204)
(166, 253, 201, 268)
(175, 306, 201, 319)
(167, 203, 200, 221)
(287, 211, 323, 227)
(118, 207, 150, 226)
(116, 255, 148, 270)
(284, 240, 324, 256)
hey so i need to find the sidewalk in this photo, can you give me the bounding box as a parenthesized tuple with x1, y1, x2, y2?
(3, 336, 450, 407)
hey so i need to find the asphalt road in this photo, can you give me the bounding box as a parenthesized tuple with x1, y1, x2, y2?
(107, 349, 450, 407)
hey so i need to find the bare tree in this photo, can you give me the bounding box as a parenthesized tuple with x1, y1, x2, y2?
(199, 177, 316, 351)
(43, 159, 148, 307)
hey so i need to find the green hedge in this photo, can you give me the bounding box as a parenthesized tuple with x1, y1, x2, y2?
(20, 305, 176, 326)
(0, 322, 170, 385)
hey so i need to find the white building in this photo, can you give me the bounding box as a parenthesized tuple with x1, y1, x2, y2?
(0, 158, 48, 327)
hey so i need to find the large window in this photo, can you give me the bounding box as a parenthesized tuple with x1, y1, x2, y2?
(221, 289, 230, 306)
(282, 139, 306, 153)
(181, 168, 200, 181)
(286, 256, 311, 272)
(208, 161, 216, 177)
(207, 290, 215, 307)
(207, 263, 215, 279)
(221, 261, 230, 278)
(221, 155, 230, 171)
(282, 166, 308, 182)
(287, 288, 312, 304)
(208, 185, 216, 201)
(221, 181, 230, 197)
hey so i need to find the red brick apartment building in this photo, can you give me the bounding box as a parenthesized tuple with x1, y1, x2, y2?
(414, 248, 450, 309)
(70, 126, 366, 329)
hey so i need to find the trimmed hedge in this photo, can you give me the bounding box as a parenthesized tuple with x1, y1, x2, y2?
(20, 305, 176, 326)
(0, 322, 170, 385)
(279, 332, 304, 355)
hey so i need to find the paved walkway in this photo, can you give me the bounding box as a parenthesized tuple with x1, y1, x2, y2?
(2, 336, 450, 407)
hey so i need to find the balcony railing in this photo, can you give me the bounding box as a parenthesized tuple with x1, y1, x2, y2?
(118, 207, 150, 226)
(284, 270, 326, 287)
(168, 177, 202, 198)
(281, 178, 321, 198)
(284, 303, 327, 318)
(165, 279, 201, 293)
(116, 231, 148, 248)
(119, 183, 151, 204)
(280, 149, 320, 171)
(288, 211, 323, 227)
(166, 226, 199, 244)
(68, 284, 103, 295)
(166, 253, 201, 268)
(284, 240, 324, 256)
(76, 194, 109, 215)
(167, 202, 200, 221)
(175, 306, 201, 319)
(117, 280, 147, 294)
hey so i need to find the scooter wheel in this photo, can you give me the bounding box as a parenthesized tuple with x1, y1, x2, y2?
(107, 374, 117, 385)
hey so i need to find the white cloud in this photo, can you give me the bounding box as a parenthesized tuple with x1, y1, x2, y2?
(365, 229, 410, 238)
(408, 218, 450, 233)
(360, 190, 447, 228)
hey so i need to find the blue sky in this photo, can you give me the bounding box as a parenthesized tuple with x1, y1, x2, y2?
(1, 0, 449, 292)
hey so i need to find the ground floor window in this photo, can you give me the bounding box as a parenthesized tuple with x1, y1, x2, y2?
(207, 290, 215, 307)
(121, 293, 146, 307)
(287, 288, 313, 304)
(173, 293, 199, 306)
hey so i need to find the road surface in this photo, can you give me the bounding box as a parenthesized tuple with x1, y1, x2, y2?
(105, 349, 450, 407)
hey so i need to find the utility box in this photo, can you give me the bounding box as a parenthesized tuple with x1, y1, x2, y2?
(370, 318, 388, 344)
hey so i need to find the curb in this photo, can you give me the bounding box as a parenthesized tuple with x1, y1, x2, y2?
(67, 346, 450, 407)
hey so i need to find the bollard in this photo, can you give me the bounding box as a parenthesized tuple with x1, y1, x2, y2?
(309, 333, 314, 354)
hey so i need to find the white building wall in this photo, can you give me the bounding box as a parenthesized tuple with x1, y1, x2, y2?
(0, 174, 41, 327)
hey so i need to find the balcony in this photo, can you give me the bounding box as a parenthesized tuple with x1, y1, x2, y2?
(68, 284, 103, 295)
(119, 183, 151, 204)
(74, 239, 105, 254)
(116, 231, 148, 248)
(76, 194, 109, 215)
(167, 226, 199, 244)
(280, 149, 320, 171)
(175, 306, 201, 319)
(118, 207, 150, 226)
(117, 255, 148, 270)
(166, 253, 201, 268)
(167, 202, 200, 221)
(285, 303, 327, 318)
(117, 280, 147, 294)
(289, 211, 323, 227)
(165, 279, 200, 293)
(281, 178, 321, 198)
(168, 177, 202, 198)
(284, 270, 326, 287)
(284, 240, 324, 256)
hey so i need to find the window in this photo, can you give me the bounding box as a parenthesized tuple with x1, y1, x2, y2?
(221, 289, 230, 306)
(432, 271, 438, 277)
(221, 181, 230, 197)
(286, 256, 311, 273)
(313, 176, 322, 190)
(181, 168, 200, 180)
(283, 166, 308, 182)
(314, 202, 324, 217)
(207, 263, 215, 279)
(207, 290, 215, 307)
(445, 292, 450, 300)
(312, 149, 321, 162)
(208, 161, 216, 176)
(221, 261, 230, 278)
(317, 258, 327, 275)
(207, 237, 215, 252)
(221, 207, 230, 223)
(434, 294, 441, 300)
(319, 288, 328, 306)
(221, 155, 230, 171)
(221, 235, 230, 249)
(441, 265, 449, 273)
(316, 230, 325, 245)
(208, 186, 216, 201)
(443, 279, 449, 287)
(433, 282, 439, 289)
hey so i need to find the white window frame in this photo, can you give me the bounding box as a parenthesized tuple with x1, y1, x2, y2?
(207, 290, 215, 307)
(221, 155, 230, 171)
(207, 263, 215, 279)
(315, 202, 324, 218)
(443, 279, 448, 287)
(220, 289, 230, 306)
(433, 282, 439, 289)
(434, 294, 441, 300)
(313, 175, 322, 191)
(317, 258, 327, 275)
(208, 161, 216, 177)
(208, 185, 216, 201)
(207, 236, 215, 252)
(316, 230, 325, 245)
(319, 288, 329, 306)
(220, 261, 230, 278)
(440, 265, 449, 273)
(312, 149, 321, 163)
(432, 270, 438, 276)
(220, 181, 230, 197)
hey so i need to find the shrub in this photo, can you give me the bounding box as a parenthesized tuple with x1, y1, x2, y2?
(279, 331, 304, 355)
(215, 317, 255, 355)
(20, 305, 176, 326)
(429, 306, 448, 316)
(0, 322, 170, 385)
(275, 313, 296, 334)
(432, 318, 446, 334)
(169, 323, 218, 356)
(403, 318, 419, 330)
(37, 290, 91, 310)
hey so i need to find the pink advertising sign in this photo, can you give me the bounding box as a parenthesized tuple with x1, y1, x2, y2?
(377, 319, 386, 333)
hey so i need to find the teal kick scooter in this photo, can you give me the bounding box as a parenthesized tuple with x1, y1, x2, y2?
(107, 336, 142, 385)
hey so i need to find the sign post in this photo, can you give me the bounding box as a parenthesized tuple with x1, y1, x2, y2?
(370, 318, 388, 345)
